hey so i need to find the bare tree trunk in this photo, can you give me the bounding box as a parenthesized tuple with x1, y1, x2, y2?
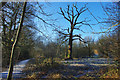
(7, 2, 27, 80)
(117, 2, 120, 75)
(65, 42, 67, 58)
(67, 28, 73, 59)
(88, 44, 91, 57)
(117, 22, 120, 75)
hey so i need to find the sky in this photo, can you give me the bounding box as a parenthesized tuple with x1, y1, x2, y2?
(33, 2, 113, 42)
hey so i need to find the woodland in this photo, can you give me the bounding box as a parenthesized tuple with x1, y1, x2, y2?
(1, 2, 120, 79)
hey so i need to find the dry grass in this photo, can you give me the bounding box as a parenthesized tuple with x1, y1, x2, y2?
(22, 58, 120, 79)
(47, 73, 63, 78)
(100, 67, 119, 78)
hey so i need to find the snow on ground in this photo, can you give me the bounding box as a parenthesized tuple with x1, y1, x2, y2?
(1, 59, 30, 79)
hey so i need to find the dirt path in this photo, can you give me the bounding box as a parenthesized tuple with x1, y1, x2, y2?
(1, 59, 31, 79)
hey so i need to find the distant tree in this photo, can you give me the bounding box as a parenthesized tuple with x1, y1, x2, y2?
(72, 42, 79, 58)
(56, 4, 92, 59)
(97, 35, 110, 57)
(99, 2, 120, 60)
(56, 33, 68, 58)
(72, 41, 91, 58)
(84, 36, 95, 57)
(97, 32, 118, 58)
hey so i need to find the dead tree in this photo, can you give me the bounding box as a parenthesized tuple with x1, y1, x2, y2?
(57, 4, 92, 59)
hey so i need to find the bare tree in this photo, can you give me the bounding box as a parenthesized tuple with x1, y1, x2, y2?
(90, 2, 120, 34)
(56, 4, 92, 59)
(100, 2, 120, 60)
(7, 2, 27, 80)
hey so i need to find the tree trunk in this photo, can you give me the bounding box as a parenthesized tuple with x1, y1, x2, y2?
(7, 2, 27, 80)
(65, 42, 67, 58)
(117, 2, 120, 75)
(68, 39, 72, 59)
(118, 25, 120, 75)
(67, 28, 73, 59)
(88, 44, 91, 57)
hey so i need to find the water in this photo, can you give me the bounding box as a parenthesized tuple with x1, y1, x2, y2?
(1, 59, 30, 79)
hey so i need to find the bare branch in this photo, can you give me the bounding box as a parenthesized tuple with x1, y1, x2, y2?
(54, 29, 70, 36)
(58, 38, 69, 47)
(77, 21, 94, 31)
(27, 25, 50, 39)
(73, 27, 80, 30)
(2, 2, 7, 7)
(72, 38, 79, 41)
(75, 21, 85, 25)
(67, 5, 71, 22)
(74, 4, 79, 13)
(60, 7, 71, 22)
(2, 9, 13, 15)
(71, 6, 74, 24)
(73, 3, 88, 23)
(92, 23, 120, 34)
(87, 8, 99, 23)
(37, 2, 52, 16)
(74, 8, 87, 25)
(100, 2, 109, 17)
(72, 34, 87, 43)
(26, 12, 52, 26)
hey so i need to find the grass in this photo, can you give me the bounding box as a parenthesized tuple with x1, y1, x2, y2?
(22, 57, 62, 79)
(100, 66, 119, 78)
(22, 57, 120, 79)
(82, 65, 120, 79)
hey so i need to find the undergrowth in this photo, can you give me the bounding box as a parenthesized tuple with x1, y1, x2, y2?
(22, 57, 62, 79)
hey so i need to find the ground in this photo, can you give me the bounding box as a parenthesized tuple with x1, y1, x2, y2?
(22, 58, 119, 79)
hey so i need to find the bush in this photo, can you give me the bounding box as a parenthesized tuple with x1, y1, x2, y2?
(23, 57, 61, 79)
(32, 57, 61, 71)
(100, 66, 119, 78)
(41, 58, 60, 69)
